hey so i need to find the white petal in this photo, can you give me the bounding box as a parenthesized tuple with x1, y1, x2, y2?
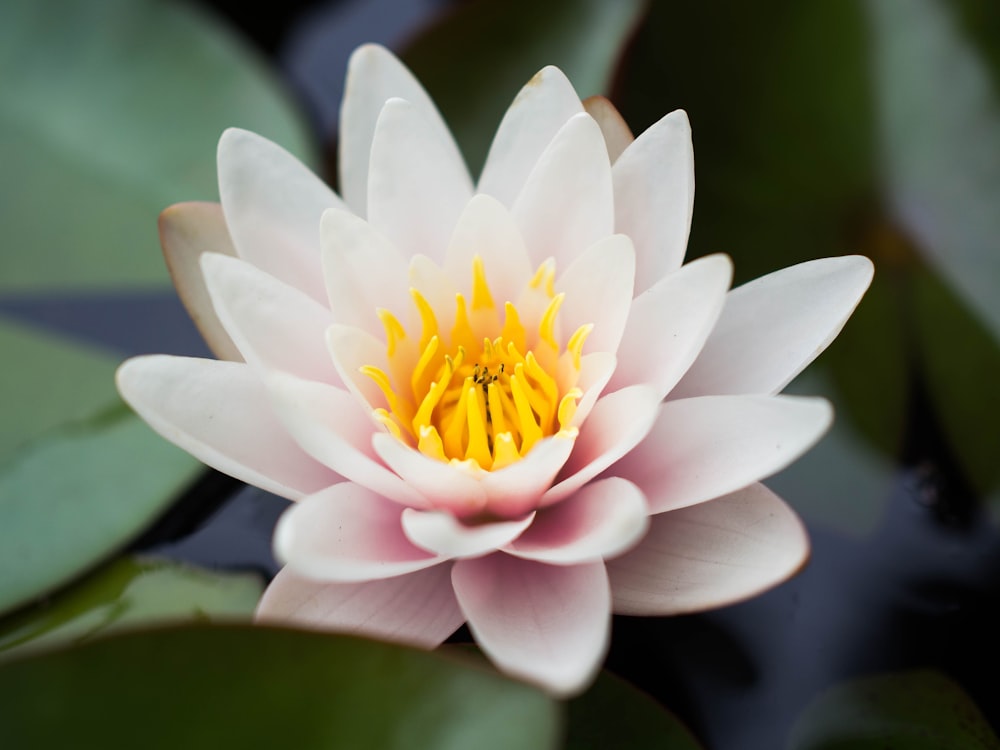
(570, 352, 617, 427)
(116, 356, 338, 500)
(543, 385, 661, 505)
(608, 483, 809, 615)
(512, 112, 614, 270)
(609, 253, 732, 397)
(367, 98, 473, 262)
(326, 324, 391, 414)
(672, 255, 876, 398)
(613, 110, 694, 292)
(274, 484, 440, 581)
(265, 371, 427, 507)
(158, 202, 241, 361)
(200, 253, 337, 384)
(401, 509, 534, 558)
(616, 394, 833, 515)
(452, 555, 610, 696)
(479, 433, 577, 518)
(217, 128, 342, 302)
(506, 477, 649, 565)
(477, 66, 584, 206)
(320, 208, 411, 337)
(257, 564, 463, 648)
(339, 44, 455, 217)
(557, 234, 635, 354)
(582, 95, 634, 165)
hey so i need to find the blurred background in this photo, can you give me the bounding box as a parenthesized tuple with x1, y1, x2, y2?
(2, 0, 1000, 748)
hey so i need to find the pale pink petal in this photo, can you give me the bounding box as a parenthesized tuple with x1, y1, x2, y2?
(543, 385, 661, 505)
(583, 96, 634, 165)
(479, 433, 577, 518)
(200, 253, 337, 384)
(257, 564, 463, 648)
(613, 110, 694, 292)
(442, 194, 533, 309)
(512, 112, 614, 270)
(615, 394, 833, 514)
(159, 202, 241, 362)
(608, 483, 809, 615)
(408, 254, 458, 338)
(371, 433, 487, 517)
(265, 371, 428, 507)
(477, 66, 584, 206)
(452, 555, 611, 696)
(672, 255, 875, 398)
(401, 509, 534, 558)
(217, 128, 342, 302)
(339, 44, 455, 218)
(273, 484, 440, 581)
(367, 98, 473, 263)
(116, 356, 338, 499)
(557, 234, 635, 354)
(506, 477, 649, 565)
(608, 253, 732, 398)
(325, 324, 391, 414)
(568, 352, 617, 427)
(320, 209, 411, 337)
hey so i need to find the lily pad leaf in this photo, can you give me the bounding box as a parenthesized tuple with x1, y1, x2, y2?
(0, 625, 560, 750)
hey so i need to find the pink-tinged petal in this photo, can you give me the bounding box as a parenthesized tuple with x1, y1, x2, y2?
(672, 255, 875, 398)
(544, 385, 661, 505)
(159, 202, 241, 362)
(453, 555, 610, 696)
(116, 356, 338, 500)
(320, 209, 411, 337)
(367, 98, 473, 262)
(582, 96, 634, 165)
(608, 483, 809, 615)
(401, 508, 534, 558)
(257, 564, 463, 648)
(557, 234, 635, 354)
(609, 253, 732, 398)
(616, 394, 833, 515)
(200, 253, 337, 384)
(326, 324, 391, 414)
(265, 371, 428, 507)
(217, 129, 342, 302)
(443, 194, 533, 309)
(339, 44, 454, 218)
(512, 112, 614, 270)
(506, 478, 649, 565)
(480, 433, 577, 518)
(371, 433, 487, 517)
(477, 66, 584, 206)
(613, 110, 694, 292)
(274, 484, 441, 581)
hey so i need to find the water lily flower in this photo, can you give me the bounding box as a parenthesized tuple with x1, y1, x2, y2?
(117, 44, 873, 695)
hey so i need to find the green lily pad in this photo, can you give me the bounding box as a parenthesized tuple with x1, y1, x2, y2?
(402, 0, 648, 174)
(0, 556, 262, 659)
(788, 669, 1000, 749)
(0, 625, 560, 750)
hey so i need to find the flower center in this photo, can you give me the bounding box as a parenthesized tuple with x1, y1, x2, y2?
(362, 256, 591, 471)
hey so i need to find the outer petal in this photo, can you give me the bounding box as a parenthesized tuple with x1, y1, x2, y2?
(506, 477, 649, 565)
(201, 254, 337, 384)
(608, 483, 809, 615)
(367, 98, 473, 262)
(116, 356, 338, 500)
(512, 112, 614, 270)
(217, 128, 343, 302)
(608, 253, 732, 398)
(477, 65, 584, 206)
(452, 555, 610, 696)
(339, 44, 457, 217)
(401, 509, 534, 559)
(159, 202, 241, 361)
(583, 95, 634, 165)
(257, 564, 463, 648)
(614, 395, 833, 515)
(612, 110, 694, 292)
(274, 484, 440, 581)
(671, 255, 875, 398)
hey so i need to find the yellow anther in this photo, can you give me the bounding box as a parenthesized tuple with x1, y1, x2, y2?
(465, 384, 491, 467)
(359, 365, 404, 416)
(492, 432, 520, 470)
(529, 259, 556, 298)
(373, 408, 402, 440)
(451, 293, 474, 350)
(510, 371, 543, 452)
(566, 324, 593, 371)
(418, 425, 447, 462)
(377, 309, 406, 358)
(410, 288, 439, 349)
(442, 377, 472, 458)
(471, 256, 495, 311)
(486, 381, 507, 437)
(557, 388, 583, 428)
(410, 335, 440, 401)
(500, 302, 526, 353)
(538, 293, 565, 350)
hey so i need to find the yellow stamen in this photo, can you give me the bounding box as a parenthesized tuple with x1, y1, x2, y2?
(471, 256, 495, 311)
(377, 309, 406, 358)
(567, 324, 593, 371)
